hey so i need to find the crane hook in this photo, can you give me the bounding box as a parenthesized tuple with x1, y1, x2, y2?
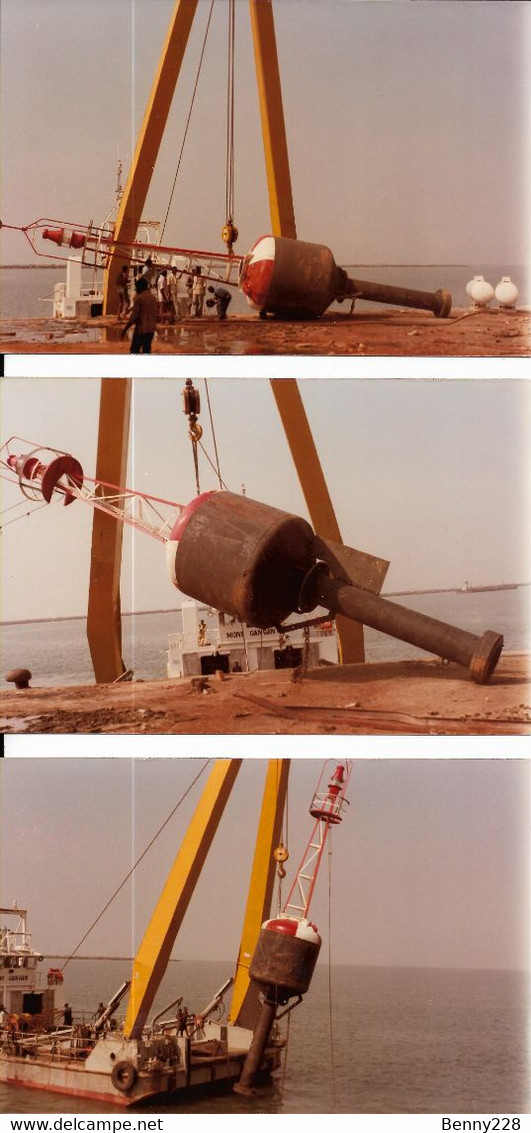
(273, 842, 289, 880)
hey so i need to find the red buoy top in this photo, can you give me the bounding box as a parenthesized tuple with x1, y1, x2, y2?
(265, 918, 297, 936)
(168, 491, 218, 542)
(263, 917, 321, 945)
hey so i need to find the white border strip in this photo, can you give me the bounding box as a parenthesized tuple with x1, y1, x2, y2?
(3, 354, 531, 380)
(3, 734, 529, 758)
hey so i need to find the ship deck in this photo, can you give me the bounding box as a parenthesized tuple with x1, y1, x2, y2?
(1, 652, 529, 736)
(1, 308, 529, 356)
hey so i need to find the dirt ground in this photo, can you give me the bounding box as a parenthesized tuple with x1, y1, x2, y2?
(1, 652, 529, 736)
(1, 308, 529, 356)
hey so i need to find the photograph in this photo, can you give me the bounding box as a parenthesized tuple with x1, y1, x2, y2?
(0, 0, 529, 1125)
(0, 757, 528, 1114)
(0, 0, 529, 356)
(0, 375, 529, 736)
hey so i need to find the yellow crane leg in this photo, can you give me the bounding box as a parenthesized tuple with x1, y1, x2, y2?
(87, 379, 132, 683)
(249, 0, 296, 239)
(270, 381, 366, 663)
(250, 2, 364, 662)
(229, 760, 290, 1029)
(125, 759, 242, 1040)
(103, 0, 199, 314)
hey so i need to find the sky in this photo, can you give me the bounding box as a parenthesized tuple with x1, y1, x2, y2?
(1, 376, 530, 622)
(0, 0, 529, 267)
(1, 757, 528, 970)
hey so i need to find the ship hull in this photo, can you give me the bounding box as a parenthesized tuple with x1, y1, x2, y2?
(0, 1047, 277, 1108)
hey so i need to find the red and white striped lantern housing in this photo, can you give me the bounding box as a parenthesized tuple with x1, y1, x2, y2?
(239, 235, 349, 319)
(42, 226, 87, 250)
(249, 916, 322, 998)
(309, 762, 348, 824)
(7, 451, 83, 506)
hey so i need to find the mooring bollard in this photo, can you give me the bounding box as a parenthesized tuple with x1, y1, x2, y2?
(5, 668, 32, 689)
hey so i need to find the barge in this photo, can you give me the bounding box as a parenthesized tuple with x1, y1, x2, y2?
(0, 911, 282, 1108)
(2, 759, 345, 1108)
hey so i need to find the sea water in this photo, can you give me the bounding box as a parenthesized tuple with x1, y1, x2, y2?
(1, 264, 529, 320)
(1, 588, 529, 689)
(0, 961, 527, 1114)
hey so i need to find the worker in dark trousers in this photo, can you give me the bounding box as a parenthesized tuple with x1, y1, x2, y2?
(120, 277, 158, 353)
(206, 285, 232, 319)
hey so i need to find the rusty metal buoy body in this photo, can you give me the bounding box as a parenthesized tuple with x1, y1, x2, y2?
(167, 491, 503, 684)
(239, 236, 452, 319)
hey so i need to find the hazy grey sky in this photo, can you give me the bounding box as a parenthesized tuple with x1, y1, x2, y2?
(1, 0, 529, 266)
(1, 377, 530, 622)
(1, 757, 528, 970)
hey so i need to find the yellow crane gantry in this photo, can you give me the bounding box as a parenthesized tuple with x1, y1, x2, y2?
(124, 758, 290, 1039)
(90, 0, 365, 681)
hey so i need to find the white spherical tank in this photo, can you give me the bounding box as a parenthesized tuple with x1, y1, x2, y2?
(465, 275, 482, 299)
(468, 276, 494, 308)
(495, 276, 519, 308)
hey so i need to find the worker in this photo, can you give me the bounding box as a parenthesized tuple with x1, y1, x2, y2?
(198, 619, 207, 646)
(116, 265, 131, 321)
(156, 269, 171, 322)
(63, 1003, 73, 1026)
(168, 266, 182, 321)
(176, 1006, 188, 1036)
(120, 277, 159, 354)
(141, 256, 156, 290)
(190, 267, 206, 317)
(206, 285, 232, 320)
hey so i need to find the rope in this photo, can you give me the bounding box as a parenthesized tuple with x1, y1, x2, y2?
(327, 831, 337, 1110)
(0, 499, 49, 532)
(196, 437, 230, 491)
(225, 0, 236, 225)
(160, 1, 215, 243)
(61, 759, 211, 971)
(200, 380, 221, 487)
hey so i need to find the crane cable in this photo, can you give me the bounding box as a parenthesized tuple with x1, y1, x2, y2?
(160, 1, 216, 244)
(0, 493, 49, 533)
(204, 379, 223, 489)
(276, 774, 291, 1093)
(327, 830, 337, 1110)
(183, 378, 229, 495)
(60, 759, 212, 972)
(225, 0, 236, 229)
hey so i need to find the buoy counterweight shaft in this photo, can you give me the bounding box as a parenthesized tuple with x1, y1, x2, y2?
(304, 569, 503, 684)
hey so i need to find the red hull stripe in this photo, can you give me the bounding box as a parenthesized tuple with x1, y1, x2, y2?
(2, 1076, 128, 1108)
